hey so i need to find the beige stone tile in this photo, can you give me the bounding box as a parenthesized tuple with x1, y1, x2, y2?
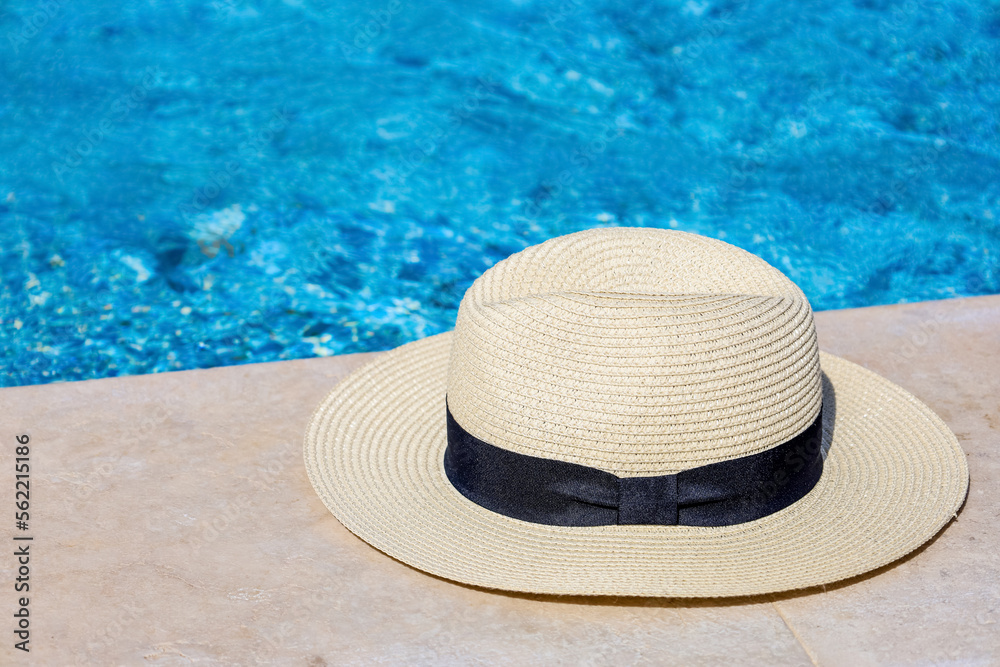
(0, 353, 809, 665)
(1, 296, 997, 665)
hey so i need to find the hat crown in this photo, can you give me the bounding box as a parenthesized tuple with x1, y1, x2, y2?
(446, 228, 822, 476)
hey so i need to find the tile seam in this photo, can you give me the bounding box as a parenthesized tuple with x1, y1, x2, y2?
(771, 598, 821, 667)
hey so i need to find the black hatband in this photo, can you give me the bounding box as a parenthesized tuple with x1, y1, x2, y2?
(443, 404, 824, 527)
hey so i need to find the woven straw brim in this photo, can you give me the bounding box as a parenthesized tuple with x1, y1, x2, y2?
(304, 333, 968, 597)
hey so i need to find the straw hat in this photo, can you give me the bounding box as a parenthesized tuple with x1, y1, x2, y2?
(303, 228, 968, 597)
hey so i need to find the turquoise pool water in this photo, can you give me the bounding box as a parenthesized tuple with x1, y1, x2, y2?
(2, 0, 998, 387)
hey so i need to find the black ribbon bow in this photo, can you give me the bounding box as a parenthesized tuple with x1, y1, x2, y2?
(444, 405, 824, 527)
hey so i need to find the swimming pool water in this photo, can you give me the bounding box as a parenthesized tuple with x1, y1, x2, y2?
(2, 0, 998, 387)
